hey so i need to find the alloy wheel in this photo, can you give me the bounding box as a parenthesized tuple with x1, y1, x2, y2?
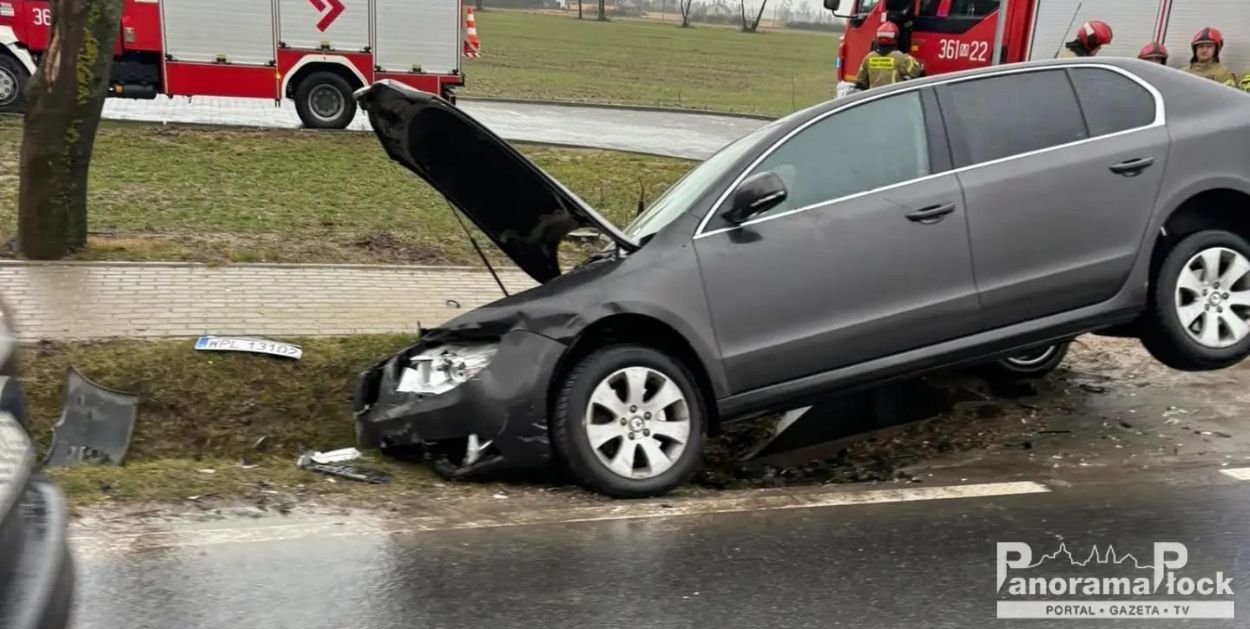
(1003, 345, 1058, 367)
(583, 367, 691, 480)
(1175, 246, 1250, 349)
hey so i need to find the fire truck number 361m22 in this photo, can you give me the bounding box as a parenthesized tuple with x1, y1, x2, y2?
(937, 39, 991, 62)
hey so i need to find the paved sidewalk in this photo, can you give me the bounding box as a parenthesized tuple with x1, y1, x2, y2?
(0, 261, 536, 341)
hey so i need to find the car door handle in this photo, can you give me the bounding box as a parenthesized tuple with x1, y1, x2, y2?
(1109, 157, 1155, 176)
(906, 203, 956, 223)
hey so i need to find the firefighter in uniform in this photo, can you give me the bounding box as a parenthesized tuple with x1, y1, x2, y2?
(884, 0, 917, 52)
(1138, 41, 1168, 64)
(1059, 20, 1113, 58)
(1186, 27, 1237, 86)
(855, 22, 924, 91)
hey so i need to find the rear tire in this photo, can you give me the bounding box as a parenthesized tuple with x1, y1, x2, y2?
(294, 71, 357, 129)
(551, 345, 705, 498)
(1142, 229, 1250, 371)
(983, 341, 1070, 381)
(0, 55, 30, 114)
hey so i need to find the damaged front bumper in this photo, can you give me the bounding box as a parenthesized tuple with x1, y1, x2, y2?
(353, 329, 566, 477)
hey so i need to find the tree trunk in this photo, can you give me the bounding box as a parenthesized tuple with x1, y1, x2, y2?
(597, 0, 609, 20)
(752, 0, 767, 30)
(740, 0, 767, 31)
(18, 0, 123, 259)
(680, 0, 693, 26)
(578, 0, 583, 18)
(475, 0, 482, 10)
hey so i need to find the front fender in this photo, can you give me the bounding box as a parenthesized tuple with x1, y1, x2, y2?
(575, 300, 729, 400)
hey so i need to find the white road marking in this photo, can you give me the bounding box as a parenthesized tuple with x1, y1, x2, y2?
(1219, 467, 1250, 480)
(70, 481, 1048, 558)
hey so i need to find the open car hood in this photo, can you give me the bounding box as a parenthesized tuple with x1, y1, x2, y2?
(356, 81, 639, 283)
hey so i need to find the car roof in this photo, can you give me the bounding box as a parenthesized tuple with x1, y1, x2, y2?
(800, 57, 1190, 120)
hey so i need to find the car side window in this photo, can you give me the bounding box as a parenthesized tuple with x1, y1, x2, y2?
(940, 70, 1088, 166)
(1068, 68, 1156, 137)
(744, 91, 931, 219)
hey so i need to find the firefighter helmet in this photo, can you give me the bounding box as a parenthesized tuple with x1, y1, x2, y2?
(1192, 27, 1225, 60)
(876, 21, 900, 47)
(1138, 41, 1168, 63)
(1076, 20, 1113, 53)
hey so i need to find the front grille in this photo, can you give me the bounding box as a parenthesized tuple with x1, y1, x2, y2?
(0, 411, 33, 517)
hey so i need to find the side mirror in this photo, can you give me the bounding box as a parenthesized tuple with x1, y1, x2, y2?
(724, 171, 788, 226)
(823, 0, 841, 10)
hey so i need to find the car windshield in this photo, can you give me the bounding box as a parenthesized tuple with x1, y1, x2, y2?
(624, 121, 780, 241)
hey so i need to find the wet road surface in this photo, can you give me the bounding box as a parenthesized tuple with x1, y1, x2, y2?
(70, 468, 1249, 629)
(99, 97, 767, 160)
(62, 338, 1250, 628)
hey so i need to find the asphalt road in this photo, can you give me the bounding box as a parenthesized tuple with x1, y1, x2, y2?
(99, 97, 767, 160)
(69, 468, 1250, 629)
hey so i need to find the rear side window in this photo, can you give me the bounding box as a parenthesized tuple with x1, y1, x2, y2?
(1069, 68, 1156, 136)
(940, 70, 1088, 166)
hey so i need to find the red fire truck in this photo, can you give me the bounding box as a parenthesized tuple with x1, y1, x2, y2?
(828, 0, 1250, 93)
(0, 0, 467, 128)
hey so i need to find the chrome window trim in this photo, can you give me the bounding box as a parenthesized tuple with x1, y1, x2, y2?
(693, 63, 1166, 240)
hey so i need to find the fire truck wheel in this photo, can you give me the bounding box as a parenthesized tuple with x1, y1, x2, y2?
(294, 72, 357, 130)
(0, 56, 30, 114)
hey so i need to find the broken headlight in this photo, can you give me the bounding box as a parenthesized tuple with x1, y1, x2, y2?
(396, 343, 499, 396)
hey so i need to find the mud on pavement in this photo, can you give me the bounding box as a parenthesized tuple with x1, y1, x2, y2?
(702, 336, 1250, 489)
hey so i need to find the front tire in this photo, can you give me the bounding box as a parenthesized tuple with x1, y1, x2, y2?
(1142, 229, 1250, 371)
(294, 72, 357, 129)
(0, 55, 30, 114)
(551, 345, 706, 498)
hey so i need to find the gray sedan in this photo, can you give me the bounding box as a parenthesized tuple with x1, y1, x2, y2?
(352, 57, 1250, 497)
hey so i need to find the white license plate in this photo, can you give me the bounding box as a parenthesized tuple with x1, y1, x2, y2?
(194, 336, 303, 360)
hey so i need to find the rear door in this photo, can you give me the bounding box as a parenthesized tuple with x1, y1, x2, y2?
(939, 66, 1167, 330)
(374, 0, 461, 75)
(694, 89, 980, 394)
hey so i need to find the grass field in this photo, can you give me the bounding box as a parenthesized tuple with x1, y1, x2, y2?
(27, 336, 455, 504)
(25, 337, 760, 504)
(462, 10, 839, 116)
(0, 117, 693, 265)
